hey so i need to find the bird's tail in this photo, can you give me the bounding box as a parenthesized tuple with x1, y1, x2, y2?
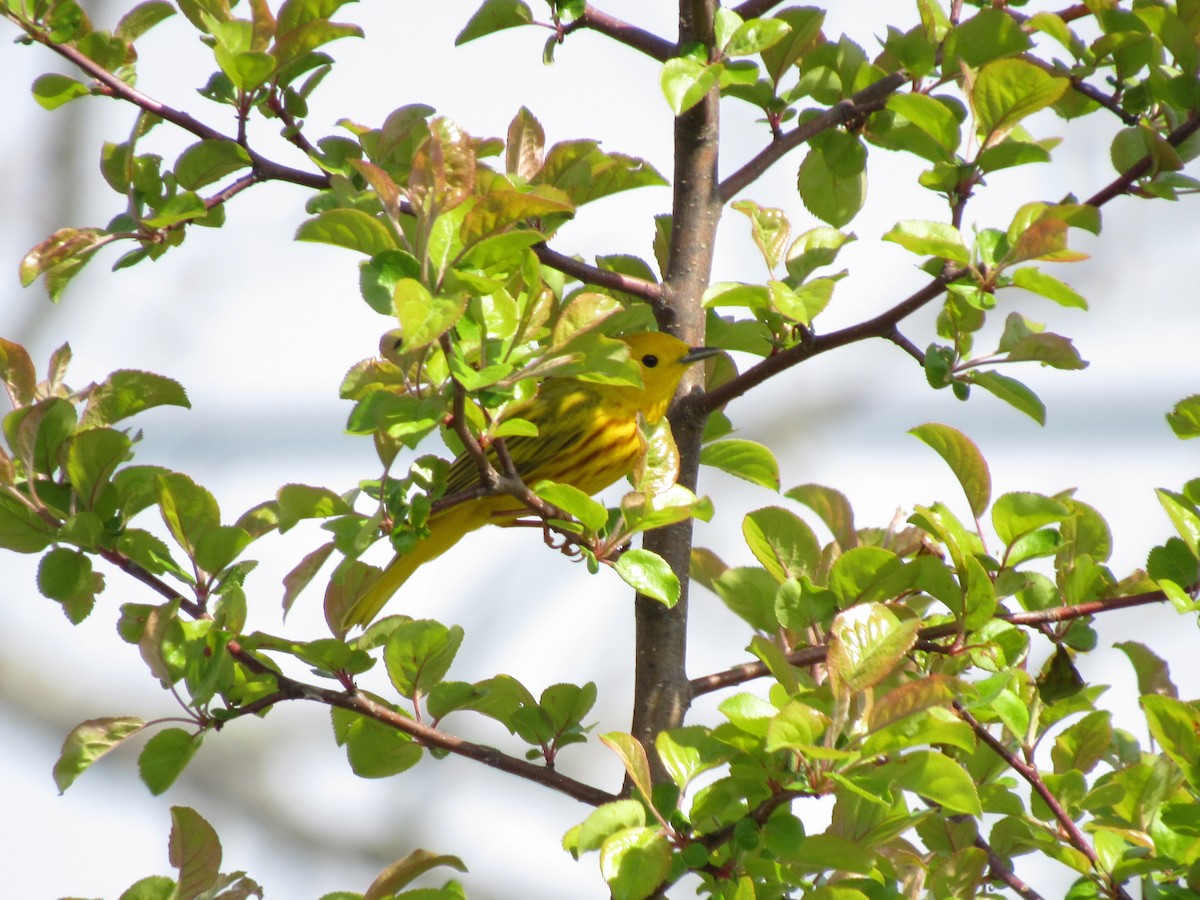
(342, 503, 488, 630)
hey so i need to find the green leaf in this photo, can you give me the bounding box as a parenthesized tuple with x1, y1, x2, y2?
(661, 57, 723, 115)
(174, 140, 252, 190)
(878, 750, 982, 815)
(786, 483, 856, 551)
(992, 492, 1069, 545)
(115, 1, 177, 42)
(700, 438, 780, 490)
(909, 423, 991, 518)
(967, 370, 1046, 424)
(599, 827, 672, 900)
(1010, 266, 1087, 309)
(569, 800, 646, 856)
(1051, 710, 1112, 775)
(53, 716, 146, 792)
(19, 227, 105, 293)
(1115, 641, 1178, 699)
(37, 547, 94, 602)
(830, 547, 912, 609)
(459, 190, 567, 249)
(970, 58, 1069, 146)
(732, 199, 790, 271)
(723, 16, 791, 57)
(394, 279, 467, 352)
(742, 506, 820, 582)
(532, 480, 608, 533)
(784, 226, 855, 284)
(455, 0, 532, 45)
(168, 806, 222, 900)
(1156, 489, 1200, 558)
(139, 728, 201, 795)
(1167, 395, 1200, 439)
(797, 144, 866, 228)
(79, 369, 190, 429)
(760, 7, 825, 83)
(614, 549, 680, 607)
(383, 619, 464, 699)
(362, 849, 468, 900)
(277, 483, 352, 531)
(827, 601, 920, 693)
(883, 220, 971, 263)
(31, 73, 91, 110)
(156, 472, 221, 559)
(67, 427, 132, 511)
(359, 250, 420, 316)
(334, 707, 424, 778)
(143, 192, 208, 228)
(296, 208, 397, 256)
(952, 7, 1032, 67)
(600, 732, 654, 805)
(887, 93, 961, 156)
(654, 726, 732, 792)
(1142, 695, 1200, 789)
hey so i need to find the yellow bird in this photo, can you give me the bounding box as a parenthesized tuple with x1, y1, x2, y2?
(343, 332, 717, 629)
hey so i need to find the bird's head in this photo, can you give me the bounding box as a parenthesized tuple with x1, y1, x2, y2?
(619, 331, 720, 423)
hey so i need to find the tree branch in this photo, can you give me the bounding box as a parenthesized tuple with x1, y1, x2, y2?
(1085, 112, 1200, 207)
(10, 12, 330, 192)
(953, 702, 1133, 900)
(702, 269, 958, 413)
(533, 243, 665, 306)
(96, 544, 616, 807)
(561, 5, 677, 62)
(974, 835, 1045, 900)
(719, 72, 908, 203)
(689, 585, 1184, 696)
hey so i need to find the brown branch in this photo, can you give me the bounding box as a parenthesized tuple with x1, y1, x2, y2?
(702, 269, 959, 413)
(975, 835, 1044, 900)
(560, 5, 676, 62)
(98, 543, 616, 806)
(953, 702, 1133, 900)
(719, 72, 908, 203)
(11, 13, 329, 192)
(1085, 112, 1200, 207)
(732, 0, 788, 19)
(689, 585, 1183, 697)
(533, 243, 665, 306)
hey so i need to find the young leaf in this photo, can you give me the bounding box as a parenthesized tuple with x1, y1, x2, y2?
(661, 57, 724, 115)
(883, 220, 971, 263)
(79, 369, 190, 429)
(700, 439, 780, 491)
(53, 716, 146, 792)
(909, 423, 991, 518)
(363, 850, 468, 900)
(383, 619, 464, 699)
(614, 549, 680, 607)
(742, 506, 820, 583)
(169, 806, 222, 900)
(139, 727, 201, 795)
(826, 601, 920, 693)
(1166, 395, 1200, 440)
(455, 0, 533, 45)
(967, 370, 1046, 424)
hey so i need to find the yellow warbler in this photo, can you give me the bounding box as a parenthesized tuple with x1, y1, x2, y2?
(343, 332, 717, 629)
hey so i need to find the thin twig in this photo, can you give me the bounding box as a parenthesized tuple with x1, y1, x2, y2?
(975, 835, 1045, 900)
(701, 270, 958, 413)
(689, 585, 1185, 696)
(560, 5, 676, 62)
(534, 243, 665, 306)
(732, 0, 789, 19)
(97, 543, 616, 806)
(953, 702, 1132, 900)
(9, 12, 329, 191)
(719, 72, 908, 203)
(1085, 112, 1200, 207)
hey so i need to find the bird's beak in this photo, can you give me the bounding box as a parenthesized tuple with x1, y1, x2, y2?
(681, 346, 722, 364)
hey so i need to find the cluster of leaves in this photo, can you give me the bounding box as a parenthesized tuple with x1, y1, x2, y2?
(11, 0, 362, 297)
(566, 422, 1200, 899)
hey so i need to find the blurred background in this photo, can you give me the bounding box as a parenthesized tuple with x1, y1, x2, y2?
(1, 2, 1197, 897)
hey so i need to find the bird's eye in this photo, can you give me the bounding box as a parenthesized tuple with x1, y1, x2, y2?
(642, 354, 659, 368)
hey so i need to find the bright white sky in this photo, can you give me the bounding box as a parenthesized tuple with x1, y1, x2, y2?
(1, 3, 1198, 898)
